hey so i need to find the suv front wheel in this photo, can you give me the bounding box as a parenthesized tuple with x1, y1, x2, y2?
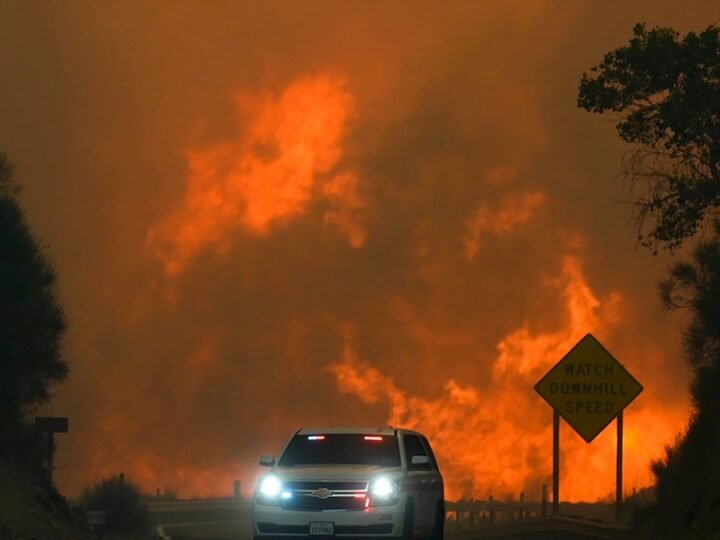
(429, 500, 444, 540)
(402, 499, 415, 539)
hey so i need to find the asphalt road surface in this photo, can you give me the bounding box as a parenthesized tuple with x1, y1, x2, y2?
(153, 501, 252, 540)
(159, 520, 251, 540)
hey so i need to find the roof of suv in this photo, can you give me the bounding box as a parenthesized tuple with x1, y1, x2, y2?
(298, 426, 398, 436)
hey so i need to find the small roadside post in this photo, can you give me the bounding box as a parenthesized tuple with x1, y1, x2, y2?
(534, 334, 642, 522)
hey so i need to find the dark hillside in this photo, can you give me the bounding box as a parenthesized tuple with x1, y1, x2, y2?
(0, 458, 92, 540)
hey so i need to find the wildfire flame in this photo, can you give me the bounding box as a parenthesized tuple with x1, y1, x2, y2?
(463, 192, 546, 260)
(148, 74, 364, 276)
(330, 255, 682, 502)
(68, 73, 687, 505)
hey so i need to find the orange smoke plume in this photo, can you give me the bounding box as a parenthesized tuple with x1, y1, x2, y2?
(76, 331, 247, 498)
(148, 74, 364, 276)
(330, 255, 680, 502)
(463, 192, 546, 259)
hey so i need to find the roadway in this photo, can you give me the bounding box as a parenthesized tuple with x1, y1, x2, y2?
(150, 499, 250, 540)
(158, 520, 249, 540)
(149, 499, 633, 540)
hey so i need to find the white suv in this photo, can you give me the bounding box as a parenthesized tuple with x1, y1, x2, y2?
(252, 427, 444, 540)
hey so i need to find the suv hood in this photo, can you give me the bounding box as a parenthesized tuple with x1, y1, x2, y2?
(273, 465, 402, 481)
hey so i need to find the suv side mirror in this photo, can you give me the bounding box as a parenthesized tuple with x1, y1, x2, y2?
(259, 455, 275, 466)
(411, 455, 430, 465)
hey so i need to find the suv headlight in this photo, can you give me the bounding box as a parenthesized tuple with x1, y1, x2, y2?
(256, 474, 282, 503)
(370, 476, 398, 505)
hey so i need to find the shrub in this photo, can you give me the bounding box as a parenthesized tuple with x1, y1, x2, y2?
(81, 474, 150, 532)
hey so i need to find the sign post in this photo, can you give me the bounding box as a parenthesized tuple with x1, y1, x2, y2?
(35, 417, 69, 486)
(534, 334, 642, 521)
(553, 410, 559, 516)
(616, 410, 624, 522)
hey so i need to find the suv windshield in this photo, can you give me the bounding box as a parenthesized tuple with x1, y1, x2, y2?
(278, 434, 401, 467)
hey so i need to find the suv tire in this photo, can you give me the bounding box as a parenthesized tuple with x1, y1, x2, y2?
(429, 500, 445, 540)
(402, 499, 415, 540)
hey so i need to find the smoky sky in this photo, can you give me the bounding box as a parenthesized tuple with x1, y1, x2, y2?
(1, 1, 716, 500)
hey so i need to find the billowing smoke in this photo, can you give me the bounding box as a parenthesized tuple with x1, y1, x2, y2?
(149, 75, 363, 276)
(330, 256, 680, 501)
(0, 2, 705, 502)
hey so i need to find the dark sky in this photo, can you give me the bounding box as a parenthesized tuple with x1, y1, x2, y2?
(1, 1, 716, 500)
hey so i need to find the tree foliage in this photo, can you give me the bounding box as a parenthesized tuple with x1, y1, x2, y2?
(660, 226, 720, 371)
(634, 229, 720, 537)
(0, 154, 67, 446)
(578, 23, 720, 252)
(580, 23, 720, 537)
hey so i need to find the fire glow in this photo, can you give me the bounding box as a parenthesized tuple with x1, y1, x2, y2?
(330, 256, 684, 502)
(60, 70, 688, 505)
(9, 1, 711, 510)
(148, 74, 365, 276)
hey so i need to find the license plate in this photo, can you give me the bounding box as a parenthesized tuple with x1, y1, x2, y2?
(309, 521, 334, 536)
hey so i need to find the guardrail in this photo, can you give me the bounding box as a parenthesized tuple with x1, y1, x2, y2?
(447, 515, 632, 539)
(445, 498, 633, 539)
(147, 497, 250, 526)
(446, 496, 551, 526)
(446, 496, 626, 526)
(148, 498, 250, 513)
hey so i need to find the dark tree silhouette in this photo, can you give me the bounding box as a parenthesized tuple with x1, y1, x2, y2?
(0, 154, 67, 450)
(632, 228, 720, 537)
(578, 23, 720, 252)
(579, 24, 720, 537)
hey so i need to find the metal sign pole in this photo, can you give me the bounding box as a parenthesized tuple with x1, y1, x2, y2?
(47, 432, 54, 485)
(616, 410, 624, 523)
(553, 410, 560, 516)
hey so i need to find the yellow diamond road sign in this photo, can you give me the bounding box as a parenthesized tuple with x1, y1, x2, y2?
(535, 333, 643, 443)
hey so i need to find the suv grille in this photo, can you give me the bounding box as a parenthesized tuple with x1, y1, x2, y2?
(280, 481, 369, 511)
(283, 481, 368, 491)
(257, 523, 394, 534)
(282, 495, 366, 511)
